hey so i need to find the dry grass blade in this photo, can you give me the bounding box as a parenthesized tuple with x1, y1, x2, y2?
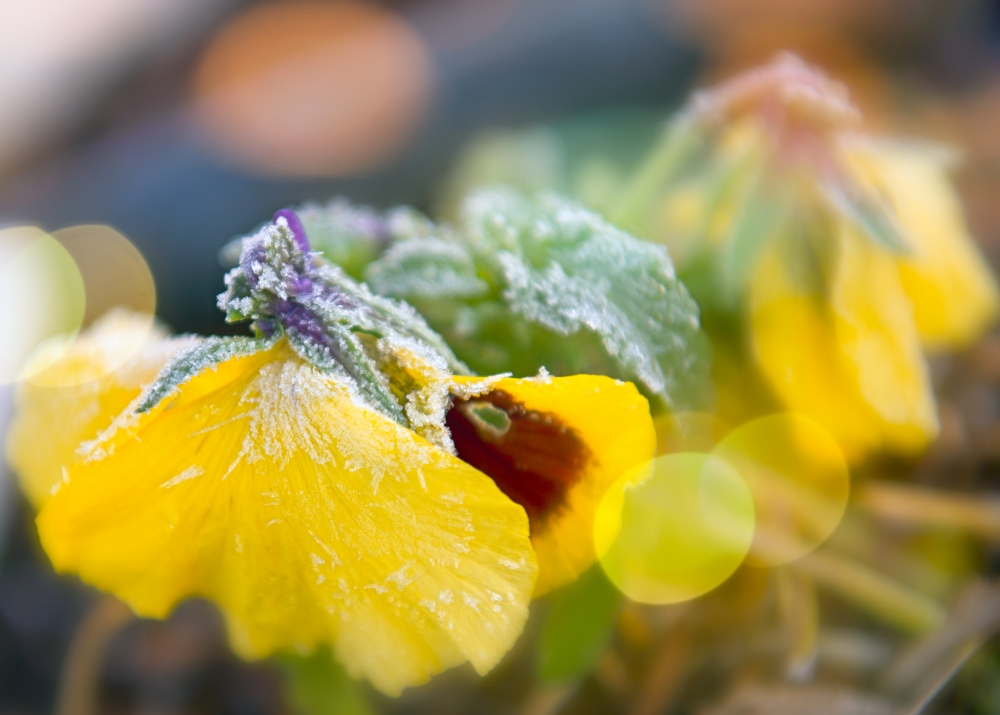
(882, 580, 1000, 710)
(857, 482, 1000, 542)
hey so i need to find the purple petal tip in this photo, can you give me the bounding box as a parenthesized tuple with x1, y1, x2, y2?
(273, 209, 310, 252)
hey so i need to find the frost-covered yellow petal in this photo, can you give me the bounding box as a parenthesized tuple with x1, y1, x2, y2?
(37, 341, 537, 696)
(5, 310, 188, 508)
(451, 374, 655, 596)
(843, 141, 1000, 349)
(750, 227, 938, 461)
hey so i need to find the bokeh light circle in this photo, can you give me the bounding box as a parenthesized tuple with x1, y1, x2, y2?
(713, 413, 850, 567)
(594, 453, 755, 605)
(54, 224, 155, 327)
(193, 0, 432, 177)
(0, 226, 86, 384)
(23, 224, 159, 389)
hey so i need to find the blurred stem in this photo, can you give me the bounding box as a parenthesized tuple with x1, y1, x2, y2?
(776, 569, 818, 683)
(519, 686, 573, 715)
(856, 481, 1000, 542)
(609, 115, 700, 234)
(56, 596, 133, 715)
(632, 627, 692, 715)
(793, 549, 945, 634)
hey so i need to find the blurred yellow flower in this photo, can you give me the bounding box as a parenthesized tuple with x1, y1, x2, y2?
(642, 55, 998, 460)
(750, 226, 938, 460)
(842, 140, 1000, 350)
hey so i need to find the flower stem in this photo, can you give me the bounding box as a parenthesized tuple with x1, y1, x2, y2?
(609, 115, 701, 234)
(56, 597, 133, 715)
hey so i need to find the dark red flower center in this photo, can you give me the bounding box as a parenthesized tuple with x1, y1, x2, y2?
(447, 390, 591, 533)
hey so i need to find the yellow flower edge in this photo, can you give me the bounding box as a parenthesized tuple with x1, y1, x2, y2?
(750, 226, 938, 461)
(36, 339, 538, 696)
(450, 373, 656, 596)
(843, 139, 1000, 350)
(5, 310, 188, 508)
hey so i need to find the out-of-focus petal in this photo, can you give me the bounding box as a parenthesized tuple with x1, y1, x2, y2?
(750, 228, 937, 461)
(5, 310, 188, 508)
(843, 140, 1000, 349)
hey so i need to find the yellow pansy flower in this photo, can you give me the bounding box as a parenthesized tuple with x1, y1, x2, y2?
(37, 338, 536, 696)
(6, 310, 191, 508)
(15, 210, 654, 695)
(638, 54, 997, 460)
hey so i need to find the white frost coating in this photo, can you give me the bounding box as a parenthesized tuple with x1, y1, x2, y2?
(439, 491, 465, 504)
(449, 373, 510, 400)
(127, 346, 451, 501)
(35, 313, 198, 466)
(370, 335, 457, 455)
(527, 366, 552, 384)
(160, 465, 204, 489)
(460, 189, 704, 404)
(386, 561, 416, 590)
(366, 235, 489, 300)
(498, 557, 524, 570)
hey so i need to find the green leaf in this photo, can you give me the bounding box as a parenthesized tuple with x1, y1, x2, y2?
(461, 189, 707, 408)
(137, 334, 277, 413)
(276, 647, 373, 715)
(305, 263, 469, 377)
(537, 565, 622, 685)
(296, 199, 391, 280)
(366, 236, 487, 300)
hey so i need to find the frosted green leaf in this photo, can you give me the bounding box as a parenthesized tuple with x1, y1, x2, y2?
(365, 236, 488, 299)
(295, 199, 389, 280)
(137, 334, 278, 413)
(460, 189, 705, 406)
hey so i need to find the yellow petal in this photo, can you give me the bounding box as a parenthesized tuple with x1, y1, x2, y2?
(37, 340, 537, 696)
(829, 225, 938, 452)
(843, 140, 1000, 349)
(750, 227, 938, 461)
(449, 374, 655, 596)
(5, 310, 187, 508)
